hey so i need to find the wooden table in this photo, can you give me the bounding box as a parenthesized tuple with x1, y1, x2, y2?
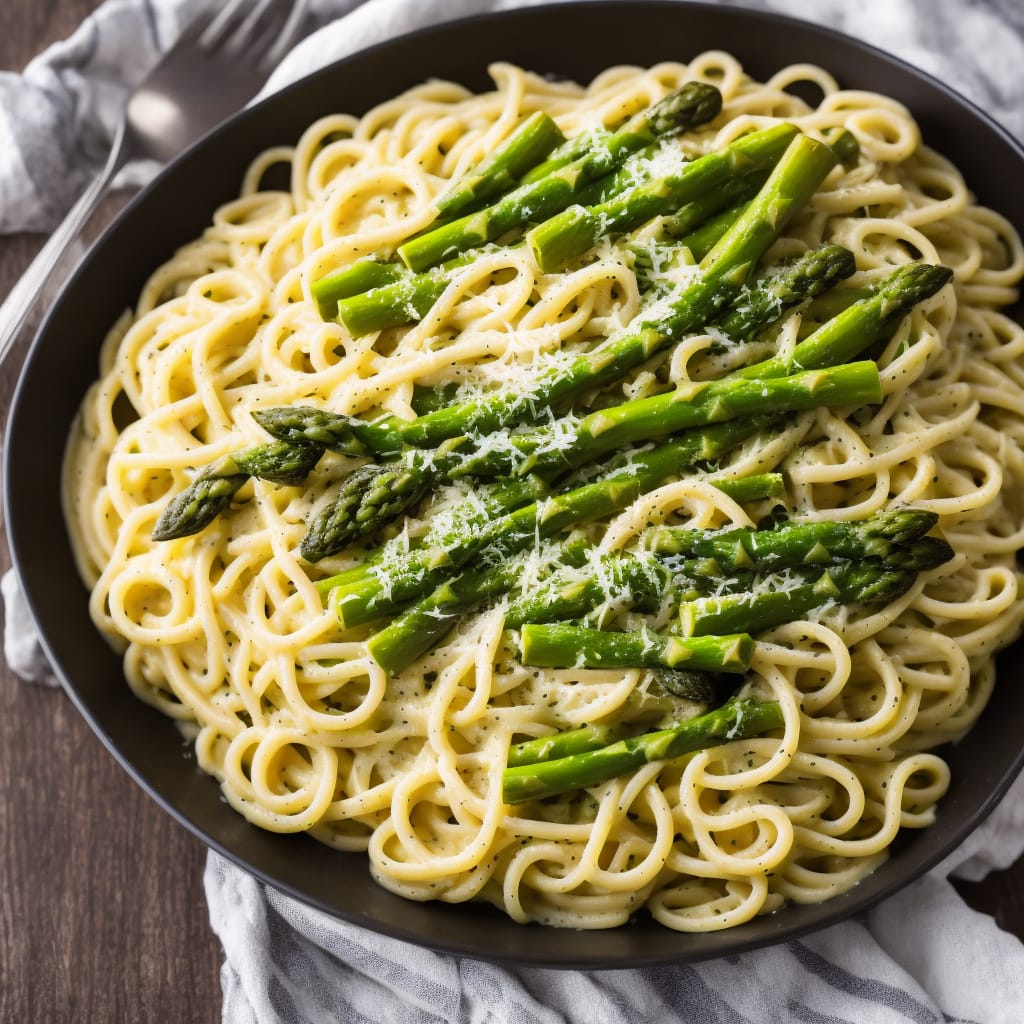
(0, 3, 222, 1021)
(2, 4, 1023, 1021)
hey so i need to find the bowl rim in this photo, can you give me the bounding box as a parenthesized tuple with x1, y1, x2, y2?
(7, 0, 1024, 968)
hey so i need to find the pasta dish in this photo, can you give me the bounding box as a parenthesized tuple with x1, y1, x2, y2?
(63, 52, 1024, 932)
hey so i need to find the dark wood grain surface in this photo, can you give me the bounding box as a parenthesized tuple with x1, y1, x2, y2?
(0, 3, 222, 1022)
(2, 4, 1023, 1023)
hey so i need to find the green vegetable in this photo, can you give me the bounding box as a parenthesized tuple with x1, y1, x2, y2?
(736, 262, 954, 379)
(311, 260, 404, 321)
(506, 723, 629, 769)
(517, 622, 755, 673)
(365, 538, 590, 674)
(335, 255, 474, 337)
(301, 461, 433, 564)
(151, 442, 322, 541)
(501, 696, 784, 804)
(432, 111, 566, 220)
(300, 359, 875, 560)
(454, 360, 881, 481)
(711, 473, 785, 503)
(646, 507, 944, 570)
(677, 560, 923, 637)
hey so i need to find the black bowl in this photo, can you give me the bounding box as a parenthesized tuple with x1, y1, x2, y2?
(8, 1, 1024, 967)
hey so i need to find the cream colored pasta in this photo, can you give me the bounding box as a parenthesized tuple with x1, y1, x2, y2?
(63, 55, 1024, 932)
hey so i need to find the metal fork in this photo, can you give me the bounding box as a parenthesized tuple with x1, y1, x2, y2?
(0, 0, 308, 368)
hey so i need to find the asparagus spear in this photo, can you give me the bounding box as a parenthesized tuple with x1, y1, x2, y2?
(365, 536, 590, 674)
(619, 256, 950, 388)
(714, 243, 856, 344)
(366, 557, 525, 674)
(335, 142, 788, 340)
(711, 473, 785, 503)
(506, 533, 951, 631)
(252, 405, 372, 458)
(301, 461, 433, 563)
(326, 417, 767, 625)
(516, 131, 605, 185)
(822, 127, 861, 168)
(518, 78, 739, 191)
(452, 360, 881, 481)
(318, 127, 856, 328)
(673, 199, 751, 260)
(403, 133, 838, 450)
(432, 111, 566, 221)
(368, 525, 822, 675)
(526, 123, 798, 272)
(678, 560, 921, 637)
(509, 532, 950, 634)
(335, 254, 474, 337)
(504, 553, 675, 627)
(737, 262, 953, 379)
(336, 150, 840, 340)
(152, 442, 323, 542)
(311, 261, 404, 321)
(423, 122, 850, 274)
(626, 184, 756, 291)
(368, 513, 950, 674)
(506, 723, 628, 768)
(321, 96, 722, 330)
(504, 663, 733, 768)
(154, 408, 536, 548)
(501, 695, 783, 803)
(799, 286, 873, 332)
(884, 535, 957, 570)
(651, 181, 755, 248)
(338, 127, 816, 339)
(524, 75, 773, 189)
(518, 623, 755, 673)
(518, 112, 653, 187)
(263, 236, 856, 475)
(397, 82, 724, 272)
(646, 507, 942, 570)
(630, 241, 854, 345)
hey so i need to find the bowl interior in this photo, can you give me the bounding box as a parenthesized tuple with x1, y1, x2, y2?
(8, 1, 1024, 967)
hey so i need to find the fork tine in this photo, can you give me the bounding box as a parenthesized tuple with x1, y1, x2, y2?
(250, 0, 310, 68)
(224, 0, 305, 61)
(198, 0, 261, 52)
(172, 1, 228, 49)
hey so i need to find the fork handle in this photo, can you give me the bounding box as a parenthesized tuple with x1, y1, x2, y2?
(0, 126, 128, 371)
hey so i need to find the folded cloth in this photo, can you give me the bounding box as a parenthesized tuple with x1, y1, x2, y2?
(203, 778, 1024, 1024)
(4, 1, 1024, 1022)
(0, 0, 375, 234)
(1, 571, 57, 684)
